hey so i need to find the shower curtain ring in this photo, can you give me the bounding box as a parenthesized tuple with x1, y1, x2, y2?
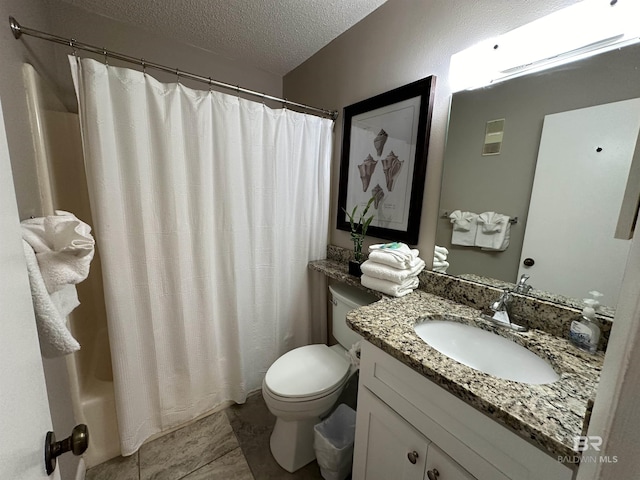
(176, 68, 180, 84)
(141, 58, 146, 75)
(103, 48, 108, 65)
(236, 85, 240, 98)
(69, 38, 77, 57)
(208, 77, 213, 92)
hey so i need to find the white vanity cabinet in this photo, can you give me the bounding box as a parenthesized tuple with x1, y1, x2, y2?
(355, 387, 475, 480)
(352, 341, 574, 480)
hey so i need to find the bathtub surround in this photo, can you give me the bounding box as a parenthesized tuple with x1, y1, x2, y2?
(71, 57, 332, 456)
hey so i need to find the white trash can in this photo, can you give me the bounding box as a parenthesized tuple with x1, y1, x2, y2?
(313, 404, 357, 480)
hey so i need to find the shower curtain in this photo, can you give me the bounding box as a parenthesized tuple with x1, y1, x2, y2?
(70, 57, 332, 455)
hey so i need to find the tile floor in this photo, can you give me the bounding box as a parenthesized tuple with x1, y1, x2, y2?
(85, 392, 324, 480)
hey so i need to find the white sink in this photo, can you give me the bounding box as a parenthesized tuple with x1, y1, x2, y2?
(414, 319, 559, 384)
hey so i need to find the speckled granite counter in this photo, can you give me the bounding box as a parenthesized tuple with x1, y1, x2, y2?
(345, 289, 603, 463)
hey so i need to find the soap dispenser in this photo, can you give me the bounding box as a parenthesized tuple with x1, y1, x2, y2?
(569, 291, 602, 354)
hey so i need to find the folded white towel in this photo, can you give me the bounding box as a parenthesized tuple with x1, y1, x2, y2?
(368, 249, 422, 269)
(360, 258, 425, 284)
(449, 210, 478, 246)
(368, 243, 420, 269)
(21, 210, 95, 293)
(434, 245, 449, 256)
(433, 251, 447, 262)
(22, 240, 80, 358)
(361, 274, 419, 297)
(475, 212, 511, 251)
(432, 260, 449, 273)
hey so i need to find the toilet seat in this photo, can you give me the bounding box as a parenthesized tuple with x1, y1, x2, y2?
(264, 344, 350, 401)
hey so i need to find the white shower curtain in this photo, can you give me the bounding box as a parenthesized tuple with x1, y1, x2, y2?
(70, 57, 332, 455)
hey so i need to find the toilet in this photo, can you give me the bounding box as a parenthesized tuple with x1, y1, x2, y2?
(262, 283, 377, 473)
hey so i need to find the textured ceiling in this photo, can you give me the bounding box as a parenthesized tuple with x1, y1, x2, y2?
(56, 0, 388, 76)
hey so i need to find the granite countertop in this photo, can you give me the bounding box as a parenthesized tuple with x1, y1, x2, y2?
(345, 289, 603, 463)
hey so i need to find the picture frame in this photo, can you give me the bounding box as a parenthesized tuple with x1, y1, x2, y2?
(336, 76, 436, 245)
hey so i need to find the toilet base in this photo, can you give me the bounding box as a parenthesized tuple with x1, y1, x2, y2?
(269, 415, 319, 473)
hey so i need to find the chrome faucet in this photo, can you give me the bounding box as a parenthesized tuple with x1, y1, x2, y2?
(491, 288, 513, 316)
(480, 288, 528, 332)
(514, 274, 532, 295)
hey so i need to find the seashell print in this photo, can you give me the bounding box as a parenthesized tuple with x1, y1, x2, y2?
(372, 184, 384, 209)
(382, 151, 403, 192)
(357, 154, 378, 192)
(373, 129, 388, 156)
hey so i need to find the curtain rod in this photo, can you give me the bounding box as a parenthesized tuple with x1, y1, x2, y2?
(8, 16, 338, 121)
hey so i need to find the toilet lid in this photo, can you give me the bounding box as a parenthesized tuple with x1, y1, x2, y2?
(265, 344, 350, 399)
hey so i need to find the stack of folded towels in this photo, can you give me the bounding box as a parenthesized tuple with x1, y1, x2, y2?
(433, 245, 449, 273)
(360, 242, 425, 297)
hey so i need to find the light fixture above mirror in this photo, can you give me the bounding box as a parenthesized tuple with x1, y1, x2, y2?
(449, 0, 640, 92)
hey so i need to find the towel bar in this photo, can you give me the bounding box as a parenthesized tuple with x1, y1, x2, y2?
(440, 211, 518, 224)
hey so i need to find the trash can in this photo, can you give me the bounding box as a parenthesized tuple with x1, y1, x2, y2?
(313, 403, 357, 480)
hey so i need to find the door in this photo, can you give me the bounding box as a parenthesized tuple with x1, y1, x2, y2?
(518, 98, 640, 308)
(0, 100, 59, 479)
(352, 387, 429, 480)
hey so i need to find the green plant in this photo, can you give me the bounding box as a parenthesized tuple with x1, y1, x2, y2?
(343, 197, 375, 263)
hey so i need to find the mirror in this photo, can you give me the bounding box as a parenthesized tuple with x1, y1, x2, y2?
(436, 43, 640, 317)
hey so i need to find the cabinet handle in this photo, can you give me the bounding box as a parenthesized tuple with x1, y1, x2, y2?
(427, 468, 440, 480)
(407, 451, 419, 464)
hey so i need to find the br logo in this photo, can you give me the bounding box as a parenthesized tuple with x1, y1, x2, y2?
(573, 436, 603, 452)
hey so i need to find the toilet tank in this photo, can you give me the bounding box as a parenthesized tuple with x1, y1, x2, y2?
(328, 283, 378, 349)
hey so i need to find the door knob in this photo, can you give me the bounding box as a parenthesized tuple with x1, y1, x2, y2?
(45, 424, 89, 474)
(407, 450, 419, 464)
(427, 468, 440, 480)
(523, 257, 535, 267)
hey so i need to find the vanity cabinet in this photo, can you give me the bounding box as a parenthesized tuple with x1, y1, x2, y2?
(355, 387, 475, 480)
(352, 341, 573, 480)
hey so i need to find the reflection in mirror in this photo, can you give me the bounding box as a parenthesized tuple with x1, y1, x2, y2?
(436, 44, 640, 316)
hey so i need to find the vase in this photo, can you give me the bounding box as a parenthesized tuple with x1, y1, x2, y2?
(348, 260, 363, 278)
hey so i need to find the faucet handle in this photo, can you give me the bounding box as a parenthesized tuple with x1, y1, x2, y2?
(515, 274, 532, 294)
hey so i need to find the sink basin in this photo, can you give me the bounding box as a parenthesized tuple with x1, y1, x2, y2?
(414, 320, 559, 384)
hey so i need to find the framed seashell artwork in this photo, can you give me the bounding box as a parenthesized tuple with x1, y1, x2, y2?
(337, 76, 436, 244)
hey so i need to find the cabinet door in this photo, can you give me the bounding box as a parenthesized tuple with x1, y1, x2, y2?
(353, 388, 429, 480)
(426, 444, 476, 480)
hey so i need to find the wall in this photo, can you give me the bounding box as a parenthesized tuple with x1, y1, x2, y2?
(286, 2, 640, 477)
(437, 44, 640, 282)
(43, 0, 283, 114)
(283, 0, 579, 263)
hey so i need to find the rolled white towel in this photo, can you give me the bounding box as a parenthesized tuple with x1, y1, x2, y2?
(360, 258, 425, 284)
(432, 259, 449, 273)
(434, 245, 449, 257)
(361, 274, 419, 297)
(434, 249, 448, 262)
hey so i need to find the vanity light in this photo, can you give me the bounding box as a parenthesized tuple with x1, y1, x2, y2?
(450, 0, 640, 92)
